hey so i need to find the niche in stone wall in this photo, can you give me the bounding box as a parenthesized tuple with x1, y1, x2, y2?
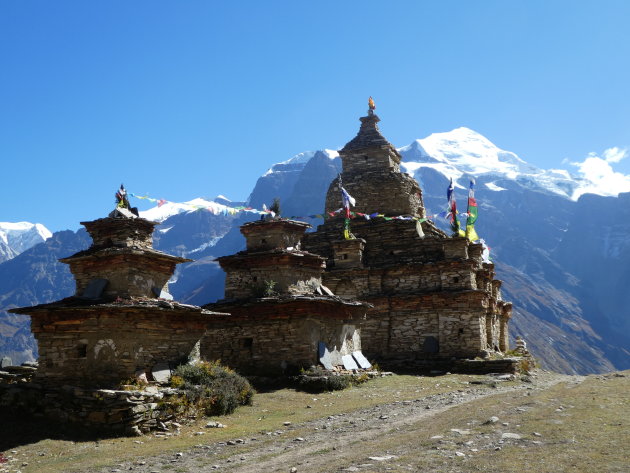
(423, 336, 439, 353)
(75, 339, 88, 359)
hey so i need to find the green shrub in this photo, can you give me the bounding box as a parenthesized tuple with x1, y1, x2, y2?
(252, 279, 278, 298)
(171, 361, 255, 416)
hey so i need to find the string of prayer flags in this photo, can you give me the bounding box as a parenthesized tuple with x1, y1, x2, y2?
(465, 179, 479, 242)
(129, 191, 473, 240)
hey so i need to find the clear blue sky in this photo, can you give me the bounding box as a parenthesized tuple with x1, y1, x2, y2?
(1, 1, 629, 231)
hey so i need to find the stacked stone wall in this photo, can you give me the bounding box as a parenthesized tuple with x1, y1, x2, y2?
(224, 265, 322, 299)
(241, 220, 310, 251)
(82, 217, 156, 250)
(0, 382, 189, 435)
(304, 219, 448, 268)
(325, 173, 424, 217)
(31, 308, 208, 388)
(202, 316, 360, 375)
(68, 253, 177, 297)
(356, 292, 491, 359)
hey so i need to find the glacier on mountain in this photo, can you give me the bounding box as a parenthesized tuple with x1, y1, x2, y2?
(398, 127, 592, 200)
(0, 222, 52, 263)
(140, 197, 237, 222)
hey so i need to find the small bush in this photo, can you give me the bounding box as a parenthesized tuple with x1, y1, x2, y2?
(171, 361, 255, 416)
(252, 279, 279, 298)
(517, 357, 538, 374)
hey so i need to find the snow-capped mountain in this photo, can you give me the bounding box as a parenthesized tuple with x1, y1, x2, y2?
(398, 127, 597, 201)
(140, 196, 242, 223)
(0, 222, 52, 263)
(260, 149, 339, 178)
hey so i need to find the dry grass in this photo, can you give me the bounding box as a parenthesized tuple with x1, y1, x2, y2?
(1, 373, 490, 473)
(304, 372, 629, 473)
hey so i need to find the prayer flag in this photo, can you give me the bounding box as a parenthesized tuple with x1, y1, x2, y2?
(465, 179, 479, 241)
(447, 178, 462, 236)
(341, 186, 356, 214)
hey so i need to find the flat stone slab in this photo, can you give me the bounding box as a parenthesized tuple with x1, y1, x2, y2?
(352, 351, 372, 369)
(152, 363, 171, 383)
(342, 354, 359, 370)
(318, 342, 333, 370)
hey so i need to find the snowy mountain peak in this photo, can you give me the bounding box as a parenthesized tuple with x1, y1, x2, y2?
(321, 149, 340, 159)
(398, 127, 589, 200)
(0, 221, 52, 262)
(140, 198, 219, 222)
(263, 149, 340, 178)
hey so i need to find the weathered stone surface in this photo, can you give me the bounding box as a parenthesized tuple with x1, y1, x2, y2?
(202, 298, 364, 374)
(342, 354, 359, 370)
(352, 351, 372, 369)
(0, 382, 196, 435)
(151, 363, 171, 384)
(318, 342, 333, 370)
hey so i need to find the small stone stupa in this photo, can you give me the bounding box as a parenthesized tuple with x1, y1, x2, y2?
(10, 185, 220, 388)
(202, 217, 371, 375)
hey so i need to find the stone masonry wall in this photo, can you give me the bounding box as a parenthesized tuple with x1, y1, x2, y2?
(202, 316, 360, 375)
(304, 219, 448, 268)
(82, 217, 156, 250)
(31, 307, 209, 388)
(68, 252, 177, 298)
(303, 218, 510, 360)
(325, 173, 424, 217)
(356, 292, 490, 359)
(221, 252, 325, 299)
(0, 382, 190, 435)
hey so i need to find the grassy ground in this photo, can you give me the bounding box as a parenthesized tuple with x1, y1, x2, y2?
(2, 371, 628, 473)
(301, 372, 629, 473)
(1, 373, 488, 473)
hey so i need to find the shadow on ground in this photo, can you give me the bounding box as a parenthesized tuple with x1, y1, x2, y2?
(1, 410, 121, 451)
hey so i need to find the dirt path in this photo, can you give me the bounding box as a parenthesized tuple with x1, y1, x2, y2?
(93, 371, 578, 473)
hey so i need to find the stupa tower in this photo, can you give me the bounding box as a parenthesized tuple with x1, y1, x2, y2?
(324, 97, 425, 217)
(304, 102, 512, 364)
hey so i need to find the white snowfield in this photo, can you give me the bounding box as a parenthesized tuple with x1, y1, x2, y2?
(139, 197, 219, 222)
(0, 221, 52, 259)
(398, 127, 595, 200)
